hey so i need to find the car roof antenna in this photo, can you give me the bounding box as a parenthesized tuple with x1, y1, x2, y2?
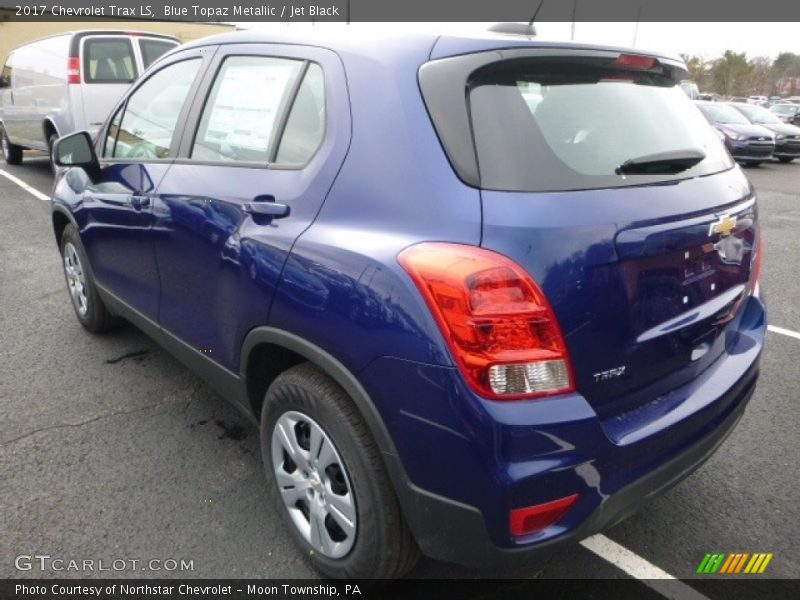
(488, 0, 543, 37)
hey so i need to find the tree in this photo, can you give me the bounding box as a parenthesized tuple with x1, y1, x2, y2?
(773, 52, 800, 95)
(680, 54, 711, 90)
(710, 51, 753, 97)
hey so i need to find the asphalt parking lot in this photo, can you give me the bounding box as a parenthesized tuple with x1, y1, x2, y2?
(0, 156, 798, 593)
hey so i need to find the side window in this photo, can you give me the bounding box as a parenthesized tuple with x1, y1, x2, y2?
(191, 56, 304, 163)
(1, 54, 13, 87)
(112, 59, 201, 160)
(140, 39, 179, 70)
(103, 105, 124, 158)
(83, 38, 136, 83)
(275, 63, 326, 165)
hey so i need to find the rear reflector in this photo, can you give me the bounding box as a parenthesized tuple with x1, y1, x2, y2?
(613, 54, 658, 70)
(510, 494, 579, 537)
(398, 243, 574, 400)
(67, 56, 80, 84)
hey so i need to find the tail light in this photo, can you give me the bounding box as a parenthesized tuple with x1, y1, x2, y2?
(67, 56, 81, 84)
(398, 243, 574, 400)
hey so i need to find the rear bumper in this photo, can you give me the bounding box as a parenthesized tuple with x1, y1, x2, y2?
(359, 295, 765, 567)
(397, 369, 754, 567)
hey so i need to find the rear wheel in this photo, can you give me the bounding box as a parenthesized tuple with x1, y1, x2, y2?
(60, 224, 118, 333)
(1, 124, 23, 165)
(777, 156, 795, 163)
(48, 132, 59, 175)
(261, 363, 419, 579)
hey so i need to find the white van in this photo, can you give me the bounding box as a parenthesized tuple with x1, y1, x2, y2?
(0, 30, 179, 171)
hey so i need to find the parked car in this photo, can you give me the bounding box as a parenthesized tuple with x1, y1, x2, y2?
(747, 95, 768, 106)
(50, 30, 765, 579)
(695, 100, 775, 165)
(0, 30, 179, 172)
(770, 102, 800, 126)
(729, 101, 800, 162)
(679, 79, 699, 99)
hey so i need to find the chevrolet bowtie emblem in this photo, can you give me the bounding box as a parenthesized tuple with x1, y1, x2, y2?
(709, 214, 737, 237)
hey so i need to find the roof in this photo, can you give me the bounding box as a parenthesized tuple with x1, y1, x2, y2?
(178, 27, 684, 65)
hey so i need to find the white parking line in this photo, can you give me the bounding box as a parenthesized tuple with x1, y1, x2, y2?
(768, 324, 800, 340)
(580, 534, 710, 600)
(0, 168, 50, 201)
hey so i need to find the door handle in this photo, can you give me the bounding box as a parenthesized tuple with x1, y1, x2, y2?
(244, 196, 290, 219)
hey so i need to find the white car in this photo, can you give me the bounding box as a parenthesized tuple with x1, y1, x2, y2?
(0, 30, 179, 172)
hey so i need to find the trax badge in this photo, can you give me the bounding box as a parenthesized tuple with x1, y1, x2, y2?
(709, 214, 737, 237)
(593, 366, 626, 383)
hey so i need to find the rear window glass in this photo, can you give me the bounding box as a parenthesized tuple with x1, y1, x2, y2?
(469, 59, 732, 192)
(140, 39, 178, 69)
(83, 38, 136, 83)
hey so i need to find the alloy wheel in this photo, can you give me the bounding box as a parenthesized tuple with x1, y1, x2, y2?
(63, 242, 88, 316)
(271, 410, 357, 559)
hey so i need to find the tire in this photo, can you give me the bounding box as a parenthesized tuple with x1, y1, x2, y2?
(48, 132, 59, 175)
(1, 124, 23, 165)
(261, 363, 420, 579)
(59, 224, 118, 333)
(777, 156, 795, 163)
(743, 161, 762, 167)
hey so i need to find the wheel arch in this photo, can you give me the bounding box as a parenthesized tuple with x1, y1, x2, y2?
(51, 205, 77, 250)
(240, 327, 403, 470)
(42, 118, 60, 142)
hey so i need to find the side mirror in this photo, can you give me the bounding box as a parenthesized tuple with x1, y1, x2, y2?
(0, 74, 9, 89)
(53, 131, 99, 179)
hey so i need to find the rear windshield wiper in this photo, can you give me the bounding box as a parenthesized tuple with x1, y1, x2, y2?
(615, 149, 706, 175)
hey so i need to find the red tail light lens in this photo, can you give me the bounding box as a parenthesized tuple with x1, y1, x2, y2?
(398, 243, 574, 400)
(67, 56, 81, 84)
(510, 494, 579, 537)
(612, 54, 658, 70)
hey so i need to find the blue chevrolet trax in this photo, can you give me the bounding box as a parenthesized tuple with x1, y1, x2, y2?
(50, 28, 766, 579)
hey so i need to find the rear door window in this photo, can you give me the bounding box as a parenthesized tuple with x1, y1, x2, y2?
(140, 39, 178, 69)
(275, 63, 326, 164)
(191, 56, 305, 163)
(83, 37, 136, 83)
(469, 58, 732, 192)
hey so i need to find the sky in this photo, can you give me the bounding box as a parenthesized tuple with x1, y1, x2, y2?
(239, 22, 798, 61)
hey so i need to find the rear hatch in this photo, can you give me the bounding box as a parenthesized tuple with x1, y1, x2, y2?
(425, 48, 760, 417)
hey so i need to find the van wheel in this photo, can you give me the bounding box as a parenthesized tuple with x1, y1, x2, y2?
(777, 156, 794, 163)
(48, 132, 59, 175)
(60, 224, 118, 333)
(1, 125, 23, 165)
(261, 363, 420, 579)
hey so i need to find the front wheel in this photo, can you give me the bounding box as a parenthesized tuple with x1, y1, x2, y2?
(60, 224, 118, 333)
(777, 156, 795, 163)
(1, 124, 23, 165)
(261, 363, 419, 579)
